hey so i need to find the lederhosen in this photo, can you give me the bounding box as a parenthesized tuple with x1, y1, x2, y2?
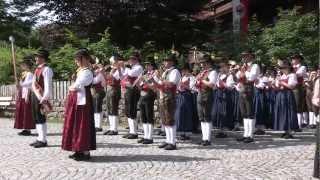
(238, 69, 255, 119)
(159, 69, 177, 126)
(196, 70, 213, 122)
(293, 68, 307, 113)
(31, 65, 47, 124)
(92, 79, 106, 113)
(139, 72, 157, 124)
(124, 76, 140, 119)
(14, 72, 35, 129)
(106, 75, 121, 116)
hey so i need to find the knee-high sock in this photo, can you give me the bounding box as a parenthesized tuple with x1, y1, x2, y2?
(205, 122, 212, 142)
(108, 115, 114, 130)
(114, 116, 119, 131)
(147, 124, 153, 140)
(309, 112, 315, 125)
(297, 113, 303, 128)
(248, 119, 255, 138)
(94, 113, 102, 128)
(316, 115, 320, 123)
(143, 123, 148, 139)
(170, 126, 177, 144)
(243, 119, 249, 137)
(164, 126, 170, 143)
(128, 118, 137, 134)
(200, 122, 206, 141)
(36, 123, 47, 142)
(303, 112, 309, 124)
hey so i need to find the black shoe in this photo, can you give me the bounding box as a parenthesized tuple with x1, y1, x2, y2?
(18, 130, 31, 136)
(137, 138, 145, 143)
(68, 152, 82, 159)
(95, 128, 103, 132)
(125, 126, 129, 129)
(302, 123, 308, 128)
(295, 128, 303, 132)
(309, 125, 317, 129)
(159, 142, 168, 148)
(192, 129, 201, 134)
(178, 134, 190, 141)
(142, 139, 153, 144)
(127, 134, 138, 139)
(202, 140, 211, 146)
(164, 144, 177, 150)
(254, 129, 266, 135)
(159, 131, 166, 136)
(215, 132, 227, 138)
(74, 153, 91, 161)
(281, 133, 287, 138)
(33, 141, 48, 148)
(108, 131, 118, 135)
(236, 137, 247, 142)
(243, 137, 254, 143)
(283, 134, 294, 139)
(122, 133, 130, 138)
(198, 140, 205, 145)
(30, 140, 40, 146)
(103, 130, 111, 135)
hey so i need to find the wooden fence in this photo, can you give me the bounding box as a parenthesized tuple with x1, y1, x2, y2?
(0, 81, 73, 101)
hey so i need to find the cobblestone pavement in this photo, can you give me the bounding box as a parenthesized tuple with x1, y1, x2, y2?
(0, 118, 318, 180)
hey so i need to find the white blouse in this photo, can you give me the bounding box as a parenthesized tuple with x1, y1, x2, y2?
(20, 72, 33, 99)
(73, 69, 93, 105)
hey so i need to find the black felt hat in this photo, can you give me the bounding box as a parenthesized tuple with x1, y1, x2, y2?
(34, 49, 49, 60)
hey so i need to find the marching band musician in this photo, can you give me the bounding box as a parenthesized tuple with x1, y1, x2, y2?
(121, 52, 144, 139)
(195, 55, 218, 146)
(273, 60, 299, 138)
(103, 54, 124, 136)
(14, 56, 35, 136)
(152, 55, 181, 150)
(291, 54, 308, 130)
(212, 62, 235, 138)
(136, 59, 158, 144)
(92, 58, 106, 132)
(236, 50, 260, 143)
(30, 49, 53, 148)
(175, 63, 195, 141)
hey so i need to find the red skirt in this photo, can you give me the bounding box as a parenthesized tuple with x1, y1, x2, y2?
(14, 93, 35, 129)
(62, 91, 96, 152)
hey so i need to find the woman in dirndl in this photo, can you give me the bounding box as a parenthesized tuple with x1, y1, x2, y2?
(273, 61, 299, 138)
(253, 67, 269, 135)
(212, 62, 234, 138)
(62, 48, 96, 161)
(175, 64, 194, 140)
(14, 56, 35, 136)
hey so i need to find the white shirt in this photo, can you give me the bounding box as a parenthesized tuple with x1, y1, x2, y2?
(208, 70, 218, 85)
(189, 75, 197, 91)
(162, 67, 181, 85)
(276, 73, 297, 88)
(245, 63, 260, 81)
(93, 72, 105, 86)
(32, 65, 53, 102)
(112, 68, 125, 80)
(20, 72, 33, 99)
(294, 64, 307, 78)
(73, 69, 93, 105)
(124, 64, 143, 77)
(226, 74, 236, 88)
(255, 76, 269, 89)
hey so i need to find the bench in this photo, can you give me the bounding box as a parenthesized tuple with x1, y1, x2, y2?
(0, 96, 14, 116)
